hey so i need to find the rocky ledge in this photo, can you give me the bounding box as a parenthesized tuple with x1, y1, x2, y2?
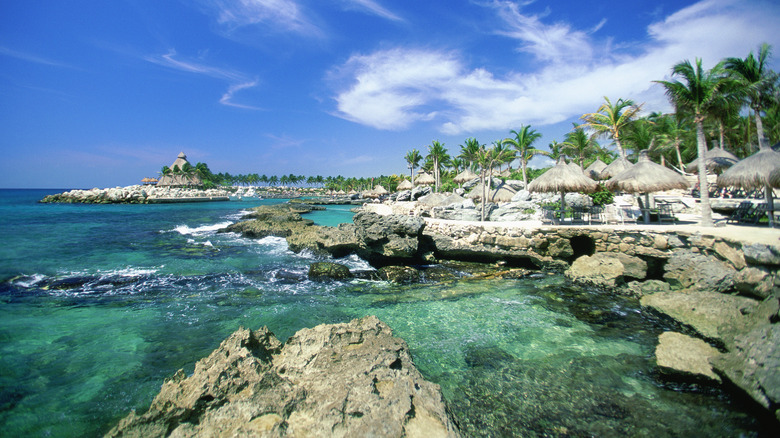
(40, 185, 230, 204)
(106, 316, 459, 437)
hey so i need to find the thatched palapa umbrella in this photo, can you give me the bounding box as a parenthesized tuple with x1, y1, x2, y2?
(770, 167, 780, 189)
(467, 182, 517, 203)
(687, 143, 738, 174)
(453, 169, 478, 185)
(599, 157, 633, 179)
(606, 150, 690, 224)
(397, 179, 413, 190)
(528, 158, 599, 214)
(584, 159, 607, 180)
(717, 141, 780, 227)
(414, 171, 435, 186)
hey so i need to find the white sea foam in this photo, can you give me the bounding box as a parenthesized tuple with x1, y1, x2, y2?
(172, 221, 233, 236)
(337, 253, 373, 271)
(12, 273, 46, 287)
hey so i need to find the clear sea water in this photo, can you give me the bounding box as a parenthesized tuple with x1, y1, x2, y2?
(0, 189, 770, 437)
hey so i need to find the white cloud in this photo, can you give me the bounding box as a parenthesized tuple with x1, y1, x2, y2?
(339, 0, 403, 22)
(330, 0, 780, 134)
(200, 0, 322, 37)
(146, 50, 259, 109)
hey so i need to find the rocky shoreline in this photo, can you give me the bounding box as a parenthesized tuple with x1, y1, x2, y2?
(218, 202, 780, 424)
(39, 185, 231, 204)
(105, 200, 779, 435)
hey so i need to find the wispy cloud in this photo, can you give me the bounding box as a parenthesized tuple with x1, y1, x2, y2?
(330, 0, 780, 134)
(0, 46, 76, 69)
(146, 50, 259, 109)
(199, 0, 323, 37)
(339, 0, 403, 22)
(487, 0, 596, 63)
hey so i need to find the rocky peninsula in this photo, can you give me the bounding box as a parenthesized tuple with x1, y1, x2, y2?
(39, 185, 231, 204)
(217, 201, 780, 425)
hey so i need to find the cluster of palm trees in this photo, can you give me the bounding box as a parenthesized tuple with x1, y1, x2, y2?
(401, 44, 778, 226)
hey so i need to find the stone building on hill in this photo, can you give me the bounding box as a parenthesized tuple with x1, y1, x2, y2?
(156, 152, 203, 187)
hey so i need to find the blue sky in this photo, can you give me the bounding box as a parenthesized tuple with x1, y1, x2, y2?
(1, 0, 779, 188)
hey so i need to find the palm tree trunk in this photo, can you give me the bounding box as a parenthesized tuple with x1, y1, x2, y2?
(674, 139, 685, 171)
(695, 120, 713, 227)
(521, 159, 528, 187)
(480, 172, 487, 221)
(755, 108, 766, 149)
(615, 137, 627, 160)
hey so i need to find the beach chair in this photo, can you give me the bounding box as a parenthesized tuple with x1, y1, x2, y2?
(742, 203, 768, 225)
(570, 207, 585, 225)
(728, 201, 754, 224)
(587, 206, 604, 224)
(657, 203, 676, 224)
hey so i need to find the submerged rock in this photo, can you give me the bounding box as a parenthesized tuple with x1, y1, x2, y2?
(308, 262, 352, 281)
(106, 316, 459, 437)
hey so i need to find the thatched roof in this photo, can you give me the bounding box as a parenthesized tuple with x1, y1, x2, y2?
(584, 159, 607, 180)
(374, 185, 388, 195)
(157, 174, 203, 187)
(599, 157, 633, 179)
(414, 171, 435, 185)
(770, 167, 780, 189)
(169, 151, 190, 172)
(688, 146, 738, 174)
(453, 169, 478, 184)
(467, 182, 517, 202)
(717, 143, 780, 189)
(396, 179, 413, 190)
(606, 151, 689, 194)
(528, 158, 599, 194)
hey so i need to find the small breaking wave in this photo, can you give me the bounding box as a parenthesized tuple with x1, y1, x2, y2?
(171, 221, 233, 236)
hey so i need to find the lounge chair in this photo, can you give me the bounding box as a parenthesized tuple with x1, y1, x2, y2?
(728, 201, 754, 224)
(657, 203, 677, 223)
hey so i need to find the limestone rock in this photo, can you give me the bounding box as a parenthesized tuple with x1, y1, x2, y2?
(565, 252, 647, 289)
(734, 267, 772, 299)
(640, 291, 758, 345)
(663, 250, 736, 293)
(308, 262, 352, 281)
(106, 316, 459, 437)
(742, 243, 780, 266)
(710, 323, 780, 421)
(713, 241, 746, 270)
(353, 212, 426, 262)
(378, 266, 421, 284)
(655, 331, 721, 382)
(619, 280, 671, 298)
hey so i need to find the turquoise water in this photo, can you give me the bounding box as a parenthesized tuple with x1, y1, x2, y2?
(0, 190, 768, 437)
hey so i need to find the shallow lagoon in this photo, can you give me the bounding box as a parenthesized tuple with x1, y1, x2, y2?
(0, 190, 769, 436)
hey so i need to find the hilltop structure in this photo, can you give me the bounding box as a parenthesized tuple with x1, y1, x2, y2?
(157, 152, 203, 187)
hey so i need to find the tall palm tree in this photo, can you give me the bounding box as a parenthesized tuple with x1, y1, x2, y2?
(561, 124, 599, 169)
(404, 149, 422, 184)
(474, 143, 514, 221)
(426, 140, 450, 192)
(653, 113, 690, 171)
(459, 137, 482, 171)
(655, 58, 731, 227)
(503, 125, 547, 186)
(581, 97, 643, 160)
(725, 43, 777, 149)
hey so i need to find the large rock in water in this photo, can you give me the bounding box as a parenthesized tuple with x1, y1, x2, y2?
(565, 252, 647, 288)
(106, 316, 458, 438)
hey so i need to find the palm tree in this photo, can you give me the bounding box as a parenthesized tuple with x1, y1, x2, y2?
(503, 125, 547, 186)
(581, 96, 643, 160)
(655, 58, 731, 227)
(653, 113, 689, 171)
(459, 138, 482, 171)
(426, 140, 450, 192)
(474, 143, 513, 221)
(561, 124, 599, 169)
(405, 149, 422, 184)
(725, 43, 777, 149)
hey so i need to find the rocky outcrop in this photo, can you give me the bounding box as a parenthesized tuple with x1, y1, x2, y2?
(106, 316, 459, 437)
(711, 323, 780, 421)
(663, 250, 736, 293)
(565, 252, 646, 288)
(40, 185, 230, 204)
(655, 331, 721, 382)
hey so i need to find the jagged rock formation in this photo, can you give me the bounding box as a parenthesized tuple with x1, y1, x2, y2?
(40, 185, 230, 204)
(106, 316, 459, 437)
